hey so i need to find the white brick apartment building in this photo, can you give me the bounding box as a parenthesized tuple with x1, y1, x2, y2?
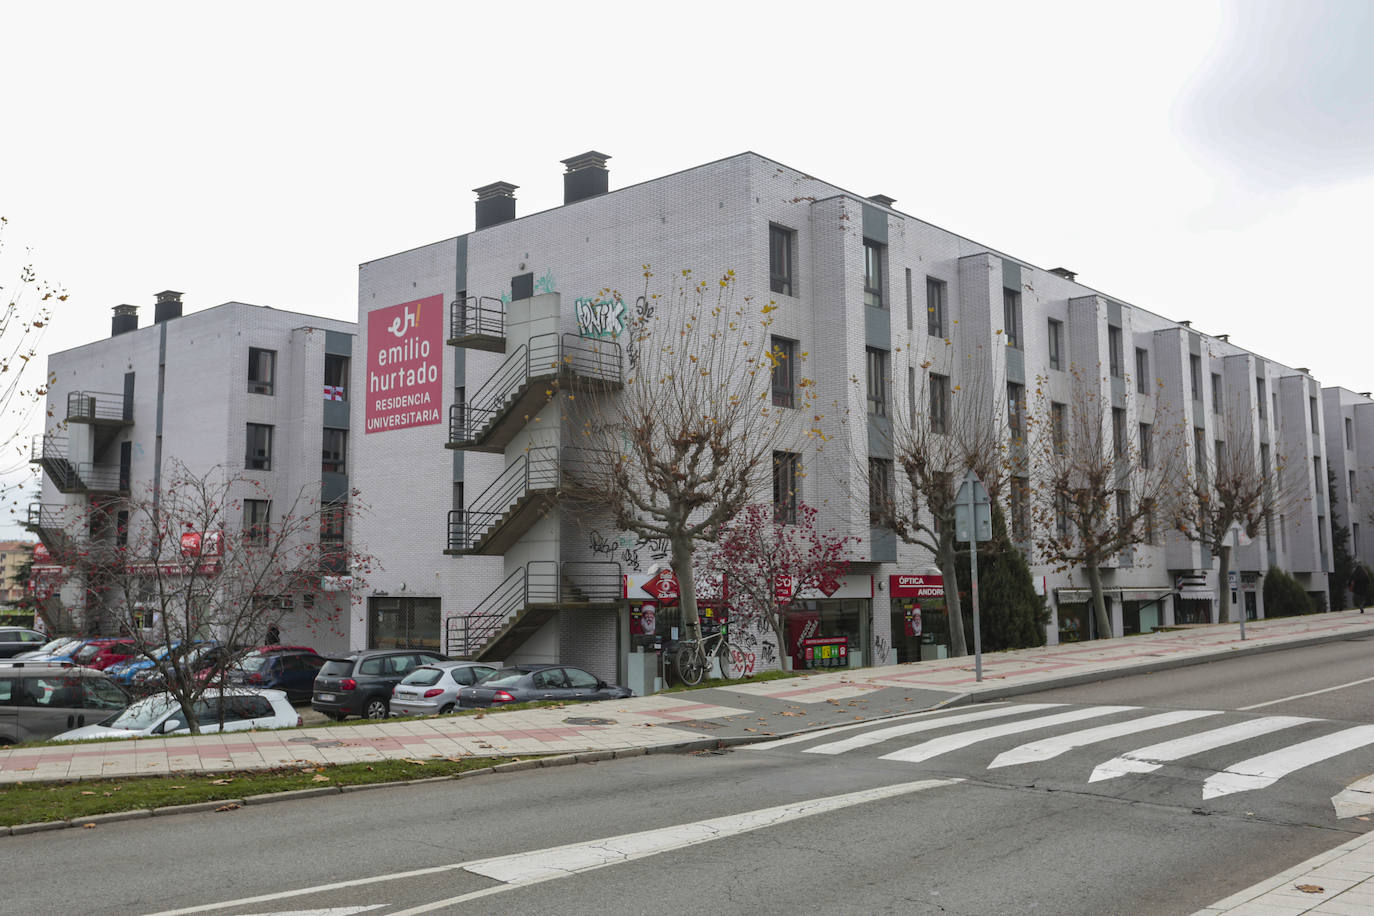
(29, 292, 358, 653)
(353, 152, 1343, 689)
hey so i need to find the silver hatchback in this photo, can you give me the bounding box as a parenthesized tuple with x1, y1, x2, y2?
(390, 661, 498, 717)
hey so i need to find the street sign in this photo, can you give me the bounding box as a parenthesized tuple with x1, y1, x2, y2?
(953, 472, 993, 543)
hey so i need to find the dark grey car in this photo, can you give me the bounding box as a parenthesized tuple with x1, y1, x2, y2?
(311, 649, 448, 720)
(456, 665, 632, 708)
(0, 628, 51, 659)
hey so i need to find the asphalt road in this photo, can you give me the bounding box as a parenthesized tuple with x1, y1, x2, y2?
(7, 635, 1374, 916)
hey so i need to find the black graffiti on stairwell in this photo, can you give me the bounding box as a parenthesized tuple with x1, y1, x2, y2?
(872, 634, 892, 665)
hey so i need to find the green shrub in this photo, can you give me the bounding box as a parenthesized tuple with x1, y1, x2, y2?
(1263, 566, 1314, 617)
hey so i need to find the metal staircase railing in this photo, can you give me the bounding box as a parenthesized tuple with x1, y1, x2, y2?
(443, 560, 622, 658)
(449, 296, 506, 341)
(67, 390, 131, 423)
(446, 446, 560, 553)
(448, 332, 622, 446)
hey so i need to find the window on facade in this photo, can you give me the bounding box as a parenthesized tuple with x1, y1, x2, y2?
(1112, 409, 1126, 460)
(248, 348, 276, 395)
(1142, 498, 1156, 545)
(116, 510, 129, 548)
(324, 354, 349, 401)
(926, 277, 946, 338)
(771, 336, 796, 408)
(1311, 396, 1320, 433)
(1350, 470, 1357, 500)
(1355, 523, 1362, 555)
(1108, 326, 1123, 379)
(322, 428, 347, 475)
(1003, 288, 1022, 350)
(246, 423, 274, 471)
(1055, 492, 1072, 541)
(930, 373, 949, 434)
(1212, 373, 1223, 414)
(1314, 458, 1323, 494)
(908, 368, 917, 428)
(1256, 377, 1266, 418)
(244, 500, 271, 545)
(866, 347, 889, 417)
(1116, 490, 1131, 535)
(1052, 402, 1068, 456)
(320, 501, 347, 573)
(769, 224, 795, 297)
(1273, 392, 1279, 424)
(1011, 476, 1030, 541)
(868, 457, 893, 524)
(1047, 318, 1062, 370)
(1190, 355, 1202, 401)
(1139, 422, 1153, 469)
(903, 268, 914, 330)
(1135, 348, 1150, 395)
(454, 385, 466, 429)
(1194, 428, 1207, 478)
(1007, 382, 1024, 436)
(1347, 417, 1354, 449)
(863, 239, 886, 309)
(773, 451, 800, 525)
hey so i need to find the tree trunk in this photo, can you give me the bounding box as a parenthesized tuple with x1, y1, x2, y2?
(1217, 543, 1233, 624)
(671, 534, 702, 643)
(1086, 562, 1113, 639)
(771, 601, 788, 670)
(939, 531, 969, 657)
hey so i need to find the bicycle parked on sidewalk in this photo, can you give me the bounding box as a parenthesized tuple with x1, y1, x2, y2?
(673, 626, 746, 686)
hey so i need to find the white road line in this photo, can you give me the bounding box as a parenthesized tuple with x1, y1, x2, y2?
(740, 701, 1001, 750)
(238, 908, 387, 916)
(1088, 716, 1313, 783)
(1202, 724, 1374, 799)
(802, 703, 1060, 756)
(385, 777, 963, 915)
(1237, 674, 1374, 710)
(987, 709, 1221, 769)
(879, 706, 1136, 764)
(143, 778, 961, 916)
(1332, 774, 1374, 819)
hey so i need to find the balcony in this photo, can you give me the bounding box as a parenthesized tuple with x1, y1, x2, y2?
(447, 333, 622, 454)
(31, 434, 128, 496)
(445, 447, 560, 556)
(447, 296, 506, 353)
(443, 560, 621, 660)
(66, 391, 132, 427)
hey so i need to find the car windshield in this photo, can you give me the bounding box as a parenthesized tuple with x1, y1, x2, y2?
(37, 638, 73, 654)
(401, 667, 443, 687)
(52, 641, 84, 658)
(319, 660, 353, 677)
(238, 655, 270, 673)
(481, 669, 533, 688)
(74, 644, 104, 663)
(107, 695, 179, 731)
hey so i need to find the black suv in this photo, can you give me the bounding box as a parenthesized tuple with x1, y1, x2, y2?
(311, 649, 448, 720)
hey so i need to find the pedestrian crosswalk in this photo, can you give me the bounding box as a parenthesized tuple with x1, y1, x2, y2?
(743, 702, 1374, 811)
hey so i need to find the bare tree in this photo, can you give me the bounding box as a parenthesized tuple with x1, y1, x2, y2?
(1028, 367, 1184, 638)
(869, 349, 1007, 658)
(1172, 405, 1307, 621)
(51, 461, 370, 733)
(0, 216, 64, 516)
(564, 268, 815, 644)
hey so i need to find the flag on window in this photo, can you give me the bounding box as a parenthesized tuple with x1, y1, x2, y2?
(323, 385, 345, 401)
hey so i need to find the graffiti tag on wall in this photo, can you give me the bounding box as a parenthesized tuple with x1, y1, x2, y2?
(575, 295, 627, 339)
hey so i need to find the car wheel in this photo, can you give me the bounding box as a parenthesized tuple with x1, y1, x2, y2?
(364, 697, 389, 719)
(439, 703, 455, 715)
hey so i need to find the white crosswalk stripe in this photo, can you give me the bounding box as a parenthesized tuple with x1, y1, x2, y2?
(741, 703, 1008, 751)
(987, 709, 1222, 769)
(1202, 724, 1374, 799)
(1088, 716, 1314, 783)
(878, 705, 1136, 764)
(801, 703, 1061, 756)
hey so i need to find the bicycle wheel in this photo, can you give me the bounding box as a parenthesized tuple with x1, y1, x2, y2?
(675, 643, 707, 686)
(718, 642, 749, 680)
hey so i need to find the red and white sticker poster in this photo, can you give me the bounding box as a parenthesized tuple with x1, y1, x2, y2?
(365, 294, 444, 434)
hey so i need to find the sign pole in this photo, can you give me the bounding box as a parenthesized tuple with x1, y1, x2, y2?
(968, 476, 983, 683)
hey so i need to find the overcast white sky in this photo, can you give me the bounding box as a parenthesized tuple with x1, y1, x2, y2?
(4, 0, 1373, 536)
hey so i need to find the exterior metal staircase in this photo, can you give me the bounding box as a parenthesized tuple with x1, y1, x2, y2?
(447, 296, 507, 353)
(445, 447, 561, 556)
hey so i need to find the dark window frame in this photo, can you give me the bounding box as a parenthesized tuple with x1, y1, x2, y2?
(769, 223, 796, 297)
(926, 277, 946, 338)
(1003, 288, 1023, 350)
(1047, 318, 1062, 371)
(248, 348, 277, 396)
(771, 336, 797, 408)
(322, 428, 347, 475)
(246, 423, 274, 471)
(244, 499, 271, 545)
(773, 451, 800, 525)
(863, 239, 886, 309)
(866, 347, 889, 417)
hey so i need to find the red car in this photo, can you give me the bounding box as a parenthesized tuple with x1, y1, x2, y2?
(72, 638, 140, 671)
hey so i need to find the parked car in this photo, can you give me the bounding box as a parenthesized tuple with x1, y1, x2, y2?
(312, 649, 448, 720)
(456, 665, 633, 708)
(16, 637, 92, 664)
(0, 627, 50, 659)
(106, 642, 179, 687)
(53, 688, 300, 741)
(223, 646, 323, 703)
(10, 635, 78, 660)
(390, 661, 498, 717)
(0, 663, 131, 744)
(70, 638, 139, 671)
(131, 642, 236, 692)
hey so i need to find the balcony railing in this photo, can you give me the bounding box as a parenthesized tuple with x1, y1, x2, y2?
(446, 446, 560, 554)
(448, 295, 506, 347)
(66, 391, 131, 424)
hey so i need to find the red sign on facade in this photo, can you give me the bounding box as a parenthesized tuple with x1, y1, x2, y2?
(640, 568, 680, 605)
(889, 574, 945, 599)
(180, 530, 224, 557)
(365, 294, 444, 434)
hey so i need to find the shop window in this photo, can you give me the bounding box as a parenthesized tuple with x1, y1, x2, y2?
(246, 423, 274, 471)
(368, 596, 441, 651)
(248, 348, 276, 395)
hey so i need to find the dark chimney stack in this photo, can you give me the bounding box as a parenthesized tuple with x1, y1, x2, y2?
(474, 182, 518, 229)
(111, 304, 139, 337)
(1049, 267, 1077, 281)
(154, 290, 183, 324)
(868, 194, 896, 208)
(562, 152, 611, 205)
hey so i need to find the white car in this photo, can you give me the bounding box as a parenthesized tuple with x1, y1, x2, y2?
(53, 688, 300, 741)
(390, 660, 498, 717)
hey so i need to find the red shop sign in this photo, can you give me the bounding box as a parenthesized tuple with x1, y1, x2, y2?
(890, 574, 945, 599)
(640, 568, 680, 605)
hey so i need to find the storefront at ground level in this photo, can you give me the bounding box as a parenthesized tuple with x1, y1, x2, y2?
(888, 574, 949, 663)
(368, 596, 442, 651)
(1055, 587, 1171, 640)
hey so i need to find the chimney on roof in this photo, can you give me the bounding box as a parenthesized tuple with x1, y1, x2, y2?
(154, 290, 183, 324)
(1360, 392, 1372, 398)
(111, 304, 139, 337)
(868, 194, 896, 208)
(562, 151, 611, 205)
(474, 182, 518, 230)
(1216, 334, 1230, 342)
(1049, 267, 1076, 281)
(1179, 320, 1192, 328)
(1297, 367, 1310, 374)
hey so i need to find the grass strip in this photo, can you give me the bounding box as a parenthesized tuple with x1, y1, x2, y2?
(0, 755, 517, 827)
(661, 668, 803, 693)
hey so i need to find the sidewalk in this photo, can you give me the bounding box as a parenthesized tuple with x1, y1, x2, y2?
(4, 609, 1372, 785)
